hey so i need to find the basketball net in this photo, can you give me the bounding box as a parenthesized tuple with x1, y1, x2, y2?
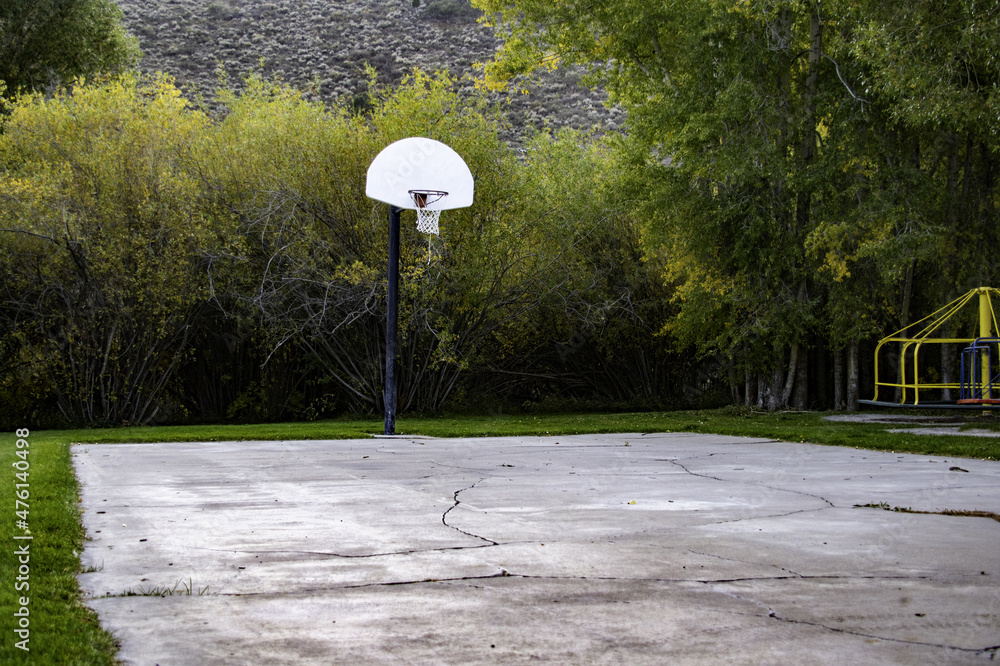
(415, 207, 441, 235)
(409, 190, 447, 236)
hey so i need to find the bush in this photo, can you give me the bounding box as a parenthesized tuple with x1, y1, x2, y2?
(0, 70, 685, 425)
(423, 0, 482, 22)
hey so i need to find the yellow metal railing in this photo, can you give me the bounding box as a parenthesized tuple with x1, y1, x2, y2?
(872, 288, 999, 405)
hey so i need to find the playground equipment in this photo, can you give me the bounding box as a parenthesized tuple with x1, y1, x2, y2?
(960, 337, 1000, 404)
(861, 287, 1000, 410)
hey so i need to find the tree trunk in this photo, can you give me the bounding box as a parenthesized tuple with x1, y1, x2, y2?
(728, 359, 740, 404)
(815, 342, 827, 408)
(780, 343, 799, 408)
(744, 369, 756, 408)
(768, 344, 785, 410)
(780, 279, 810, 410)
(793, 6, 822, 231)
(833, 347, 844, 411)
(847, 342, 859, 411)
(793, 346, 808, 409)
(757, 374, 768, 410)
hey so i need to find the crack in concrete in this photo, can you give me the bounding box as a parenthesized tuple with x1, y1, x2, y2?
(598, 506, 838, 544)
(343, 570, 514, 590)
(867, 482, 1000, 495)
(704, 581, 997, 656)
(442, 478, 499, 546)
(181, 542, 503, 560)
(156, 479, 507, 561)
(702, 573, 930, 584)
(209, 567, 1000, 655)
(709, 505, 838, 527)
(216, 570, 934, 595)
(669, 459, 836, 508)
(685, 548, 803, 577)
(766, 608, 999, 655)
(215, 570, 518, 596)
(654, 444, 784, 460)
(427, 459, 498, 474)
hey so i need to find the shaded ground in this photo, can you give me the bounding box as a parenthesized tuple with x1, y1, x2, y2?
(826, 413, 1000, 438)
(74, 432, 1000, 664)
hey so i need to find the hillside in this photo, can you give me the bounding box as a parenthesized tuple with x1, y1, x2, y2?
(114, 0, 622, 138)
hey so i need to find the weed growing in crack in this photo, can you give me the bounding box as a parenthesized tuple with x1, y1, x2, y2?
(109, 578, 209, 598)
(854, 503, 1000, 522)
(854, 502, 891, 510)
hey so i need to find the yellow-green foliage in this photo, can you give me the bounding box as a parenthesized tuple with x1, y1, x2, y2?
(0, 74, 227, 424)
(1, 73, 213, 295)
(1, 70, 657, 424)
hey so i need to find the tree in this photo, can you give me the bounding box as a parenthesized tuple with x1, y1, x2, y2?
(475, 0, 1000, 410)
(0, 74, 223, 425)
(476, 0, 837, 407)
(202, 70, 594, 413)
(807, 0, 1000, 404)
(0, 67, 688, 426)
(475, 128, 681, 408)
(0, 0, 139, 96)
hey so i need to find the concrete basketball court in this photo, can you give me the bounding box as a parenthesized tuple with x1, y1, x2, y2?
(73, 431, 1000, 664)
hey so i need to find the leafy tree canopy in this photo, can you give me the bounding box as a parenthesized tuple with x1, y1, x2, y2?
(473, 0, 1000, 410)
(0, 0, 139, 96)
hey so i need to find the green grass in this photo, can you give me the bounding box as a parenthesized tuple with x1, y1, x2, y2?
(50, 408, 1000, 459)
(2, 432, 118, 665)
(2, 407, 998, 663)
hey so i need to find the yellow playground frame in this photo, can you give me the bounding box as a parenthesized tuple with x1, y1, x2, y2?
(866, 287, 999, 409)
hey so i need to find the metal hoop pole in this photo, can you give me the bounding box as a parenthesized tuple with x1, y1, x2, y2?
(384, 205, 401, 435)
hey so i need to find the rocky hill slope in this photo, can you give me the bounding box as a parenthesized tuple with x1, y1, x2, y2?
(115, 0, 621, 139)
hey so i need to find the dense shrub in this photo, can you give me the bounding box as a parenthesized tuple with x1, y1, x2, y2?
(0, 71, 683, 426)
(423, 0, 482, 22)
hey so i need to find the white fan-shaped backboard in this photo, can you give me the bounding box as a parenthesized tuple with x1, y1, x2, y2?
(366, 137, 474, 210)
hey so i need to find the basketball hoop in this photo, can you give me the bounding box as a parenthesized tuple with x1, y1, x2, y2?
(366, 137, 474, 435)
(409, 189, 447, 235)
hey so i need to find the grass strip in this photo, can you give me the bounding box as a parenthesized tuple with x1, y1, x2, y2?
(54, 408, 1000, 460)
(2, 432, 118, 665)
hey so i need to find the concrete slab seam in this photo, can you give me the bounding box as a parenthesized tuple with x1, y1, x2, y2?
(702, 581, 1000, 657)
(669, 458, 836, 508)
